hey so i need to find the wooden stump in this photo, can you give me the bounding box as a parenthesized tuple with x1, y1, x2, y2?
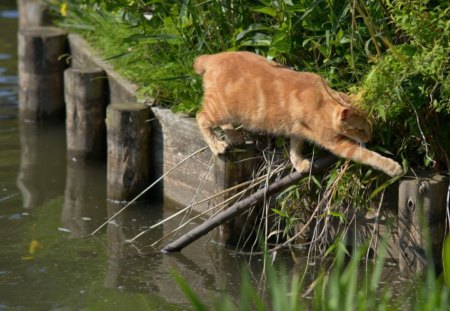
(398, 174, 449, 273)
(213, 143, 259, 247)
(18, 0, 52, 28)
(106, 103, 150, 202)
(18, 26, 67, 122)
(64, 67, 107, 161)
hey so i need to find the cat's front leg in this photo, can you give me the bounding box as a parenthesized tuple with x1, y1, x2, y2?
(326, 137, 403, 177)
(290, 136, 311, 172)
(196, 111, 228, 155)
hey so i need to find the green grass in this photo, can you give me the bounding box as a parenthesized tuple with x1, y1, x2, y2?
(174, 240, 450, 310)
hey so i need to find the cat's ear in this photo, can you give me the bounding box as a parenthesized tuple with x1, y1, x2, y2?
(340, 108, 351, 121)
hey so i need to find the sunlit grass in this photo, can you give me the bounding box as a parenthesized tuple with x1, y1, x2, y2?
(174, 240, 450, 310)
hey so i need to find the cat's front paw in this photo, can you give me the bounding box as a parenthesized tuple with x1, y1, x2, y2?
(210, 140, 229, 155)
(386, 160, 403, 177)
(292, 158, 311, 173)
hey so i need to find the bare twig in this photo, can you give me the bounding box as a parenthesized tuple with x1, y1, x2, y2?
(161, 155, 337, 253)
(125, 165, 286, 243)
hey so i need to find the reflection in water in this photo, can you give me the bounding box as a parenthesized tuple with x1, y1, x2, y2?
(106, 201, 162, 259)
(104, 201, 162, 292)
(62, 161, 107, 238)
(16, 121, 66, 208)
(103, 201, 259, 305)
(0, 9, 18, 19)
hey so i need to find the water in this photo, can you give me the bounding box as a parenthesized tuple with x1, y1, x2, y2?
(0, 2, 272, 309)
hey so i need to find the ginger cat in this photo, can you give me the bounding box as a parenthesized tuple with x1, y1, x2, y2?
(194, 51, 403, 177)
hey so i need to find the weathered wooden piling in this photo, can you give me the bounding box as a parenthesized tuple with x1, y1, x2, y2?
(213, 144, 259, 247)
(18, 26, 67, 122)
(398, 174, 449, 273)
(64, 67, 107, 161)
(106, 103, 150, 202)
(68, 34, 144, 105)
(18, 0, 52, 28)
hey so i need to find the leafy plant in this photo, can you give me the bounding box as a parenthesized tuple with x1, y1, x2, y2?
(361, 0, 450, 169)
(173, 242, 449, 310)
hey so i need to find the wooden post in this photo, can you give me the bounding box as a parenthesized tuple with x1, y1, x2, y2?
(18, 26, 67, 122)
(398, 174, 449, 273)
(18, 0, 52, 28)
(213, 143, 259, 247)
(64, 67, 107, 161)
(106, 103, 150, 202)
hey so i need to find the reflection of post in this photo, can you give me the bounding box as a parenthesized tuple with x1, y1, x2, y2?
(104, 201, 162, 290)
(18, 26, 67, 122)
(62, 161, 107, 238)
(16, 122, 66, 208)
(64, 67, 107, 161)
(106, 104, 150, 202)
(398, 174, 448, 273)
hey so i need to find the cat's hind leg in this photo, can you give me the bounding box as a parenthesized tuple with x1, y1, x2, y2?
(221, 124, 245, 146)
(196, 111, 228, 155)
(290, 136, 311, 172)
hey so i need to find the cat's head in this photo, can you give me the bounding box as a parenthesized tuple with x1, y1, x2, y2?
(336, 107, 372, 143)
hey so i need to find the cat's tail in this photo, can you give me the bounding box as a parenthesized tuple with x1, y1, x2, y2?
(193, 55, 210, 75)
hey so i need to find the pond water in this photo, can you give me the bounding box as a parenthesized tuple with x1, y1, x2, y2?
(0, 2, 279, 310)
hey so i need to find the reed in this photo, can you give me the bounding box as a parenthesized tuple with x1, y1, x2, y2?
(174, 240, 450, 310)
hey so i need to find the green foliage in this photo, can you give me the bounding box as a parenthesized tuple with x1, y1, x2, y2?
(443, 236, 450, 289)
(362, 0, 450, 168)
(57, 0, 388, 109)
(171, 270, 208, 311)
(174, 242, 450, 310)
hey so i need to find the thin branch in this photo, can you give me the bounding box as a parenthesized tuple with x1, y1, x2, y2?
(161, 155, 337, 253)
(125, 165, 286, 243)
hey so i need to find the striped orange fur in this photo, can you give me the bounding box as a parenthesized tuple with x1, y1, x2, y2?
(194, 51, 403, 177)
